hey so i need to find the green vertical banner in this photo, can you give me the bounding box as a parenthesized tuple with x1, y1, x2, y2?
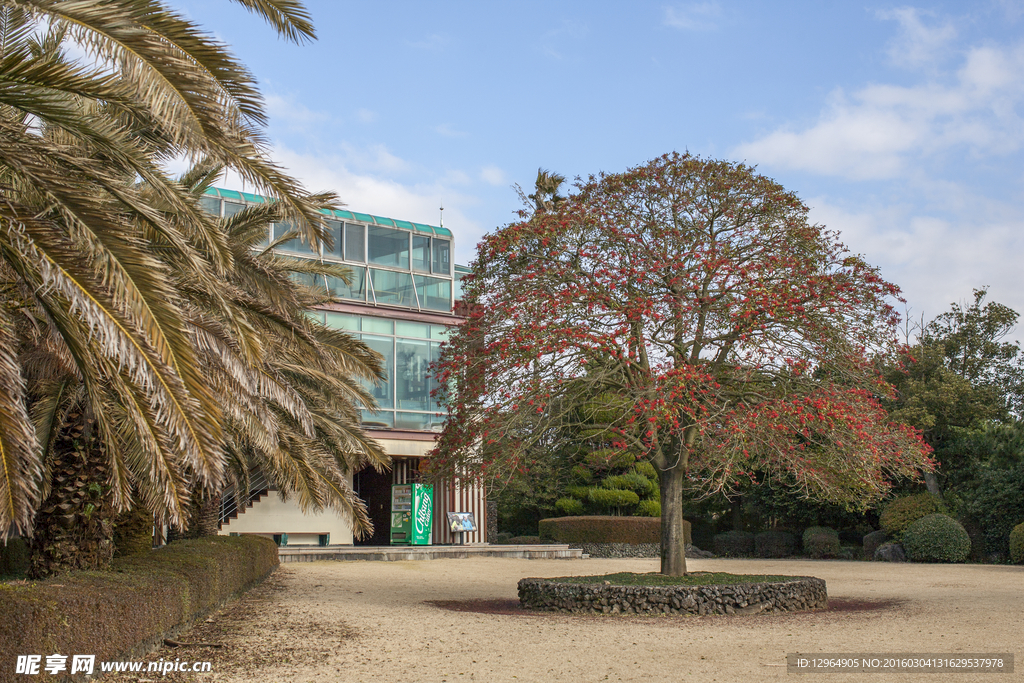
(412, 484, 433, 545)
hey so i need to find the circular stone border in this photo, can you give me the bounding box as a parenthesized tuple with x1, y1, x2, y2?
(517, 576, 827, 616)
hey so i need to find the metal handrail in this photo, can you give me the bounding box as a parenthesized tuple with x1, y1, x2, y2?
(219, 469, 270, 524)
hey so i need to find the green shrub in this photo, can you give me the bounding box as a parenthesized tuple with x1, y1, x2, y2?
(635, 499, 661, 517)
(538, 516, 690, 545)
(585, 448, 636, 470)
(839, 524, 873, 545)
(689, 518, 715, 550)
(554, 497, 585, 516)
(632, 462, 658, 481)
(602, 473, 654, 496)
(754, 530, 795, 558)
(839, 545, 861, 560)
(1010, 523, 1024, 564)
(713, 530, 755, 557)
(0, 538, 29, 579)
(507, 535, 545, 544)
(589, 487, 640, 511)
(863, 530, 888, 560)
(802, 526, 840, 559)
(955, 463, 1024, 558)
(880, 493, 948, 540)
(902, 514, 970, 563)
(564, 485, 592, 500)
(569, 464, 593, 483)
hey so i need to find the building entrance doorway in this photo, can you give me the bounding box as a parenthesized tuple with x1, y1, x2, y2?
(353, 465, 392, 546)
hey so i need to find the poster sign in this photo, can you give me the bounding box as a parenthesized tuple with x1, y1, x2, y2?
(447, 511, 477, 533)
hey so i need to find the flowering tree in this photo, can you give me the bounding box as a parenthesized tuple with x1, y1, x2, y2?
(431, 153, 932, 575)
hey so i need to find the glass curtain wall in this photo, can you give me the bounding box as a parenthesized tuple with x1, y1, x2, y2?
(200, 193, 455, 312)
(314, 311, 448, 430)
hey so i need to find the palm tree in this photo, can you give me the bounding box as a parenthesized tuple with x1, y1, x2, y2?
(0, 1, 358, 571)
(528, 168, 566, 213)
(172, 164, 389, 539)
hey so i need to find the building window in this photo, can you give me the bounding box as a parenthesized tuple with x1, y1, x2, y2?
(344, 223, 365, 262)
(368, 226, 409, 269)
(414, 275, 452, 312)
(412, 234, 431, 273)
(359, 334, 394, 409)
(432, 238, 450, 275)
(370, 268, 417, 307)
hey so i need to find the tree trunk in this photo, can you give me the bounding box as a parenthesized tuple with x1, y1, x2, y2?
(28, 414, 115, 578)
(923, 472, 942, 498)
(193, 492, 222, 537)
(660, 464, 688, 575)
(486, 498, 498, 543)
(113, 503, 154, 557)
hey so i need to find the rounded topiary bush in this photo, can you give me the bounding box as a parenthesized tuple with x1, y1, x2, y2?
(802, 526, 840, 559)
(880, 493, 948, 540)
(589, 488, 640, 510)
(713, 530, 755, 557)
(863, 529, 888, 560)
(755, 530, 796, 558)
(1008, 523, 1024, 564)
(635, 499, 661, 517)
(902, 514, 970, 563)
(632, 462, 659, 480)
(555, 497, 585, 516)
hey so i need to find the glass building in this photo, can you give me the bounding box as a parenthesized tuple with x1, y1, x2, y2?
(202, 188, 485, 546)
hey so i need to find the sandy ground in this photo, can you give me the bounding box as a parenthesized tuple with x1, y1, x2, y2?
(106, 556, 1023, 683)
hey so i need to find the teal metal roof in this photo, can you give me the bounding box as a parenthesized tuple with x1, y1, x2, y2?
(202, 187, 451, 237)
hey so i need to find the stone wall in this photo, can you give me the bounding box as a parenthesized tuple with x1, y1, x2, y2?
(570, 542, 715, 559)
(518, 576, 827, 616)
(572, 542, 660, 558)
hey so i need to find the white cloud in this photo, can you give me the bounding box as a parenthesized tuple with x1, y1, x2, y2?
(356, 108, 377, 124)
(217, 145, 486, 266)
(408, 34, 448, 50)
(877, 7, 958, 70)
(480, 165, 506, 186)
(663, 2, 722, 31)
(330, 143, 411, 175)
(733, 43, 1024, 180)
(807, 196, 1024, 321)
(435, 124, 469, 138)
(265, 94, 330, 133)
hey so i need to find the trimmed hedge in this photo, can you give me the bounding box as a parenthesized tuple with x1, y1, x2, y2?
(713, 530, 755, 557)
(755, 530, 796, 558)
(902, 514, 970, 563)
(0, 535, 277, 670)
(880, 493, 947, 540)
(539, 516, 691, 545)
(1010, 523, 1024, 564)
(802, 527, 840, 559)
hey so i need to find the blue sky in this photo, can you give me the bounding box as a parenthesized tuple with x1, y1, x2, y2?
(180, 1, 1024, 328)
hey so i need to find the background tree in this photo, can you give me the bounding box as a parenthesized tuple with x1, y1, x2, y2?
(431, 152, 932, 575)
(883, 288, 1024, 494)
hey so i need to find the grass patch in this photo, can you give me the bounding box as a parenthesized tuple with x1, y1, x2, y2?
(546, 571, 799, 586)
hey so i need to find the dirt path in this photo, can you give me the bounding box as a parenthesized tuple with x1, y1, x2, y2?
(107, 557, 1023, 683)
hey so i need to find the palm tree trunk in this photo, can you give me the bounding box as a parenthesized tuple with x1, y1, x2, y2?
(28, 414, 115, 578)
(113, 502, 154, 557)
